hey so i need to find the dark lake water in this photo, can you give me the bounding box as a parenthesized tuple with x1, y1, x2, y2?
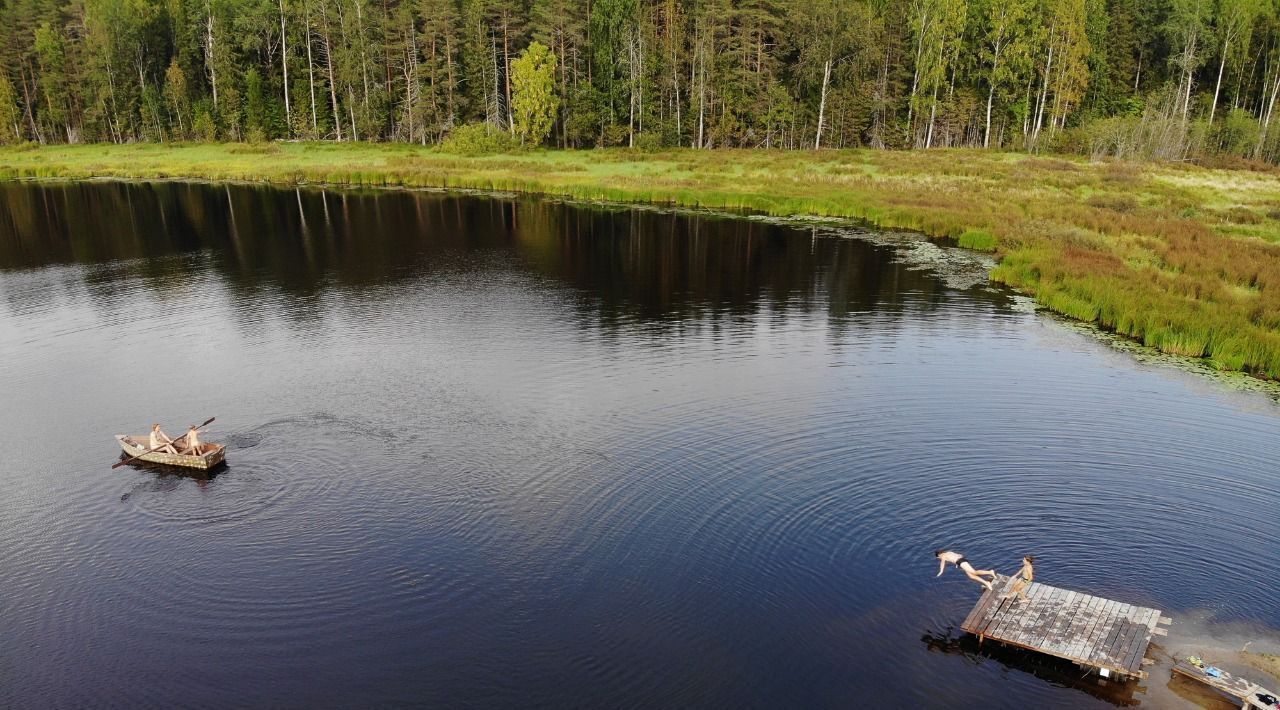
(1, 182, 1278, 709)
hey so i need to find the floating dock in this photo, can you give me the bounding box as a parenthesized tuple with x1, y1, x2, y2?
(960, 576, 1171, 680)
(1172, 659, 1278, 709)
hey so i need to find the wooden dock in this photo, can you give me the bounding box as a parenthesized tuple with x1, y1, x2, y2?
(960, 575, 1171, 679)
(1172, 659, 1279, 709)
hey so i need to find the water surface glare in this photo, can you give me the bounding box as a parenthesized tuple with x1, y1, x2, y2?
(1, 182, 1278, 709)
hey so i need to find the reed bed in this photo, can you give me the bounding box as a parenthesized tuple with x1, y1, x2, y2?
(2, 142, 1278, 377)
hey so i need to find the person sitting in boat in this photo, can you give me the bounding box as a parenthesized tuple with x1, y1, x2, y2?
(934, 549, 998, 591)
(178, 425, 206, 456)
(149, 424, 178, 454)
(1001, 555, 1035, 601)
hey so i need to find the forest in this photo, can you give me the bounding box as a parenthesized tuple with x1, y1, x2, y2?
(3, 0, 1280, 163)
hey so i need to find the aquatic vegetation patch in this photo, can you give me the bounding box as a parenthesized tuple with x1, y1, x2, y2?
(957, 229, 998, 251)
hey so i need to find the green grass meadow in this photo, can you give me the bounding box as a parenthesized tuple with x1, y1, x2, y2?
(3, 142, 1279, 378)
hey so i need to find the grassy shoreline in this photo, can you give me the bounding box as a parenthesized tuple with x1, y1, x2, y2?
(2, 142, 1279, 378)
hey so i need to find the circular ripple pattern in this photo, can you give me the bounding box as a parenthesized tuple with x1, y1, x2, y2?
(1, 183, 1278, 709)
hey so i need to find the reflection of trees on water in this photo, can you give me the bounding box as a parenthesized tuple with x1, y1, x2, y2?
(509, 200, 981, 330)
(0, 182, 1008, 332)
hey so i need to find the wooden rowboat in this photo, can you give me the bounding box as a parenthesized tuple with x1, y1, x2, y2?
(114, 434, 227, 470)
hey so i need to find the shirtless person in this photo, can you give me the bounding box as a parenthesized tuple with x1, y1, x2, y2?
(149, 424, 178, 454)
(935, 549, 998, 592)
(178, 425, 206, 456)
(1001, 555, 1035, 601)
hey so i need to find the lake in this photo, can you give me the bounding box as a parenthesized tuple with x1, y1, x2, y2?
(1, 181, 1277, 708)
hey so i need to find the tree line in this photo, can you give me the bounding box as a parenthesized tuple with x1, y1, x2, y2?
(3, 0, 1280, 161)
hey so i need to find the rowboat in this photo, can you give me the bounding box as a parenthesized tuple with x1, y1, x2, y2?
(114, 434, 227, 470)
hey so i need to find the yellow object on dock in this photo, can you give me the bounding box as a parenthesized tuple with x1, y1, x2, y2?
(960, 575, 1171, 680)
(1172, 659, 1279, 709)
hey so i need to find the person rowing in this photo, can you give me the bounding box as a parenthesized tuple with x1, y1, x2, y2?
(934, 549, 998, 591)
(149, 424, 178, 454)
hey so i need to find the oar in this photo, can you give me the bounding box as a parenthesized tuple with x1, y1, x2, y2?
(113, 417, 215, 469)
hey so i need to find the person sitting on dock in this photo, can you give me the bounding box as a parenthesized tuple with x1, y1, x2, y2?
(178, 425, 206, 456)
(934, 549, 998, 591)
(1000, 555, 1035, 601)
(149, 424, 178, 454)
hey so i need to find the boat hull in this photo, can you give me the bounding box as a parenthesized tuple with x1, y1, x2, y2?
(115, 435, 226, 470)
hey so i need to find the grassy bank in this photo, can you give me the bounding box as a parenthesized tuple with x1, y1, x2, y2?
(2, 142, 1279, 378)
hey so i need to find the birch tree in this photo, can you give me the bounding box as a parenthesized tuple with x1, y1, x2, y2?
(1209, 0, 1261, 124)
(978, 0, 1034, 146)
(1165, 0, 1212, 122)
(511, 40, 558, 145)
(790, 0, 867, 149)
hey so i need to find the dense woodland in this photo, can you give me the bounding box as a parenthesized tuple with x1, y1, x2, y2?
(3, 0, 1280, 162)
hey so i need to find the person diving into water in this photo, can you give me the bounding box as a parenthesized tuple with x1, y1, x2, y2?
(934, 549, 998, 591)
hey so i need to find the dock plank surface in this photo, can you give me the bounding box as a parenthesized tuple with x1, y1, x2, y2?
(959, 578, 1166, 678)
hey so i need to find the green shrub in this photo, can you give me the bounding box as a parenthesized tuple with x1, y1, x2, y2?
(192, 108, 217, 142)
(438, 123, 521, 155)
(228, 140, 280, 155)
(631, 132, 665, 153)
(1215, 109, 1261, 157)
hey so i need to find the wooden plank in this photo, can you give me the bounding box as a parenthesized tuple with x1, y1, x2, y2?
(1029, 585, 1071, 649)
(976, 576, 1022, 637)
(1075, 593, 1116, 660)
(1022, 589, 1065, 649)
(971, 579, 1004, 627)
(960, 585, 998, 632)
(1099, 604, 1139, 662)
(1071, 597, 1115, 664)
(979, 595, 1016, 637)
(1008, 583, 1052, 648)
(1122, 608, 1161, 672)
(1115, 608, 1157, 673)
(994, 596, 1036, 642)
(1098, 603, 1132, 659)
(961, 583, 1003, 633)
(1018, 585, 1067, 649)
(1104, 606, 1150, 665)
(1105, 605, 1146, 664)
(1041, 592, 1087, 655)
(1028, 588, 1076, 652)
(1102, 617, 1146, 671)
(1087, 601, 1128, 663)
(986, 580, 1033, 641)
(1061, 595, 1106, 661)
(1050, 594, 1095, 658)
(1083, 600, 1126, 664)
(1171, 660, 1267, 702)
